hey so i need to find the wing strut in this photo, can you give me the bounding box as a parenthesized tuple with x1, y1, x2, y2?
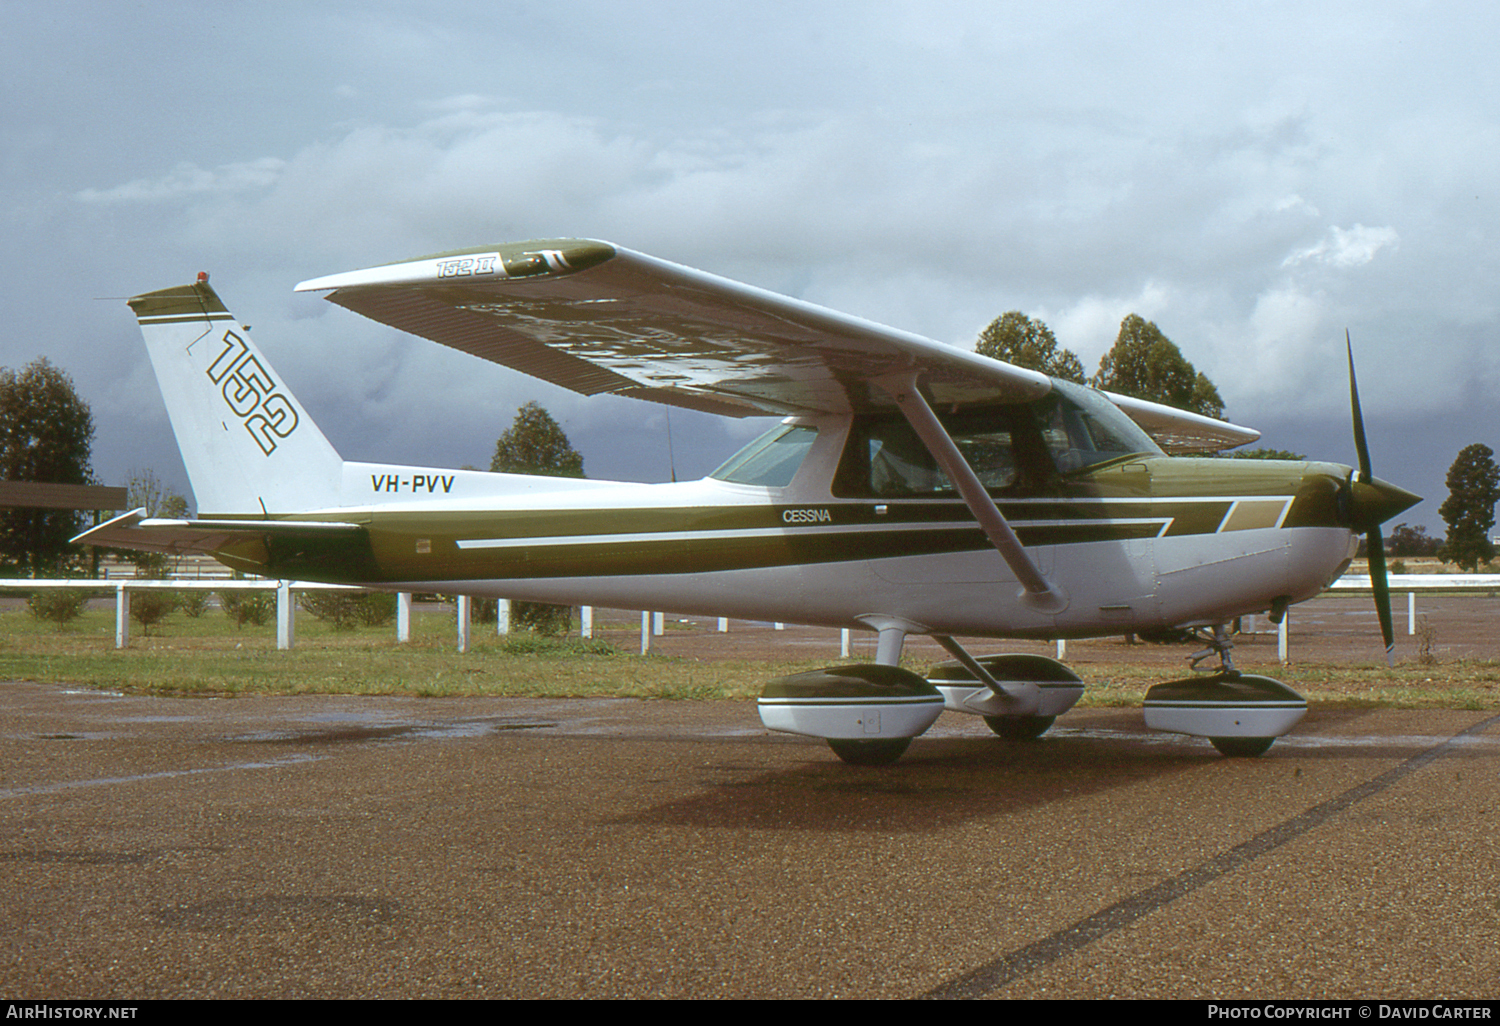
(878, 373, 1068, 614)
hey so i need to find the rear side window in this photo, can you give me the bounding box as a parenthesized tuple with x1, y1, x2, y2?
(710, 424, 819, 487)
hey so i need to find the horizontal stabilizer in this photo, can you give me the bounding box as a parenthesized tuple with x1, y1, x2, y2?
(72, 509, 363, 557)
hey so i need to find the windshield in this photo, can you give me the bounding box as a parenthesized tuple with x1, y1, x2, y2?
(1042, 379, 1162, 473)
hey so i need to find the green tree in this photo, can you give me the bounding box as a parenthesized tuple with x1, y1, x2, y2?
(1092, 315, 1225, 420)
(1231, 448, 1307, 461)
(125, 467, 189, 519)
(491, 402, 585, 633)
(975, 312, 1086, 383)
(0, 357, 96, 575)
(1437, 443, 1500, 571)
(491, 401, 585, 478)
(1388, 522, 1442, 558)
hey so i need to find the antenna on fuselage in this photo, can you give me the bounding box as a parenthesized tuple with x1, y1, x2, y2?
(665, 409, 678, 483)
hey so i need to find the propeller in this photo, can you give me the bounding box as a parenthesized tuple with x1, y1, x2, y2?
(1345, 332, 1420, 667)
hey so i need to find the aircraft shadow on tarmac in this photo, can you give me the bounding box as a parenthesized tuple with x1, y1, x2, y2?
(611, 705, 1494, 834)
(613, 726, 1211, 834)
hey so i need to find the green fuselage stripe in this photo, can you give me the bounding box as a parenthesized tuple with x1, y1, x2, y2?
(210, 493, 1329, 584)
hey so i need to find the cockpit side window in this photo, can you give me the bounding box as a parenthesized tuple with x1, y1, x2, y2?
(833, 382, 1161, 498)
(834, 407, 1040, 498)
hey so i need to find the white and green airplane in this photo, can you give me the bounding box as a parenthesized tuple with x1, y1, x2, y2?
(79, 239, 1418, 764)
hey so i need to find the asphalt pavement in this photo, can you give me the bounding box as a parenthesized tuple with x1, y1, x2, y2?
(2, 681, 1497, 999)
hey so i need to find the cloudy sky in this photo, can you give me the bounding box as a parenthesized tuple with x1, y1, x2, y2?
(4, 0, 1498, 532)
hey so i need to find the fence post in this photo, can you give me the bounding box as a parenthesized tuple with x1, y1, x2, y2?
(276, 581, 294, 650)
(397, 592, 411, 643)
(581, 605, 593, 639)
(640, 611, 652, 655)
(1278, 610, 1289, 664)
(456, 595, 471, 653)
(115, 583, 129, 650)
(497, 598, 510, 635)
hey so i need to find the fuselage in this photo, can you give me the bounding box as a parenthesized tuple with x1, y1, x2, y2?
(205, 401, 1366, 641)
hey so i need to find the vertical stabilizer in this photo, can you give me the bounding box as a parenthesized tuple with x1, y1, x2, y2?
(129, 279, 344, 515)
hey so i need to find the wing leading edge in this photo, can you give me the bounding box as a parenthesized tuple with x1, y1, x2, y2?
(295, 238, 1258, 450)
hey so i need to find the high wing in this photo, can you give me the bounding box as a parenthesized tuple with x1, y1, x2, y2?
(1103, 391, 1259, 454)
(294, 239, 1051, 417)
(295, 238, 1258, 448)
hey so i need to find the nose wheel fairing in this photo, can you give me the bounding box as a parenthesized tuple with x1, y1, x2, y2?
(1143, 672, 1307, 751)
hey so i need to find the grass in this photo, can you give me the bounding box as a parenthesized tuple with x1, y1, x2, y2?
(2, 604, 1498, 708)
(0, 606, 805, 700)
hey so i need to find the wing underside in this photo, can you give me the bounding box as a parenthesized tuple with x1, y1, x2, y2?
(295, 240, 1052, 418)
(295, 238, 1258, 449)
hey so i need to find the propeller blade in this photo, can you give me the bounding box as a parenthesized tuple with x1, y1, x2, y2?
(1347, 330, 1373, 484)
(1347, 331, 1395, 667)
(1366, 528, 1395, 667)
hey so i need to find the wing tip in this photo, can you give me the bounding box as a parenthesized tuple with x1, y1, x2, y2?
(294, 239, 617, 293)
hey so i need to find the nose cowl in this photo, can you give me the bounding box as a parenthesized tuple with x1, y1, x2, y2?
(1348, 476, 1421, 532)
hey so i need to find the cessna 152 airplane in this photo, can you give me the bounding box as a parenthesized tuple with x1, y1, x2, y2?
(80, 238, 1419, 764)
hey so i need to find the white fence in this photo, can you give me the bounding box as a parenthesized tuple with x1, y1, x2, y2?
(1, 577, 360, 651)
(4, 573, 1498, 661)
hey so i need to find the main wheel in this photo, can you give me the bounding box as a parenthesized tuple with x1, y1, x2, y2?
(1211, 736, 1275, 757)
(826, 738, 911, 765)
(983, 715, 1056, 741)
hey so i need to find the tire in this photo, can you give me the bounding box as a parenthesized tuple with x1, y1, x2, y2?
(983, 715, 1056, 741)
(1211, 736, 1275, 757)
(826, 738, 911, 765)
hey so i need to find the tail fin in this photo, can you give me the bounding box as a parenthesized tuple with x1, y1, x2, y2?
(129, 278, 344, 515)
